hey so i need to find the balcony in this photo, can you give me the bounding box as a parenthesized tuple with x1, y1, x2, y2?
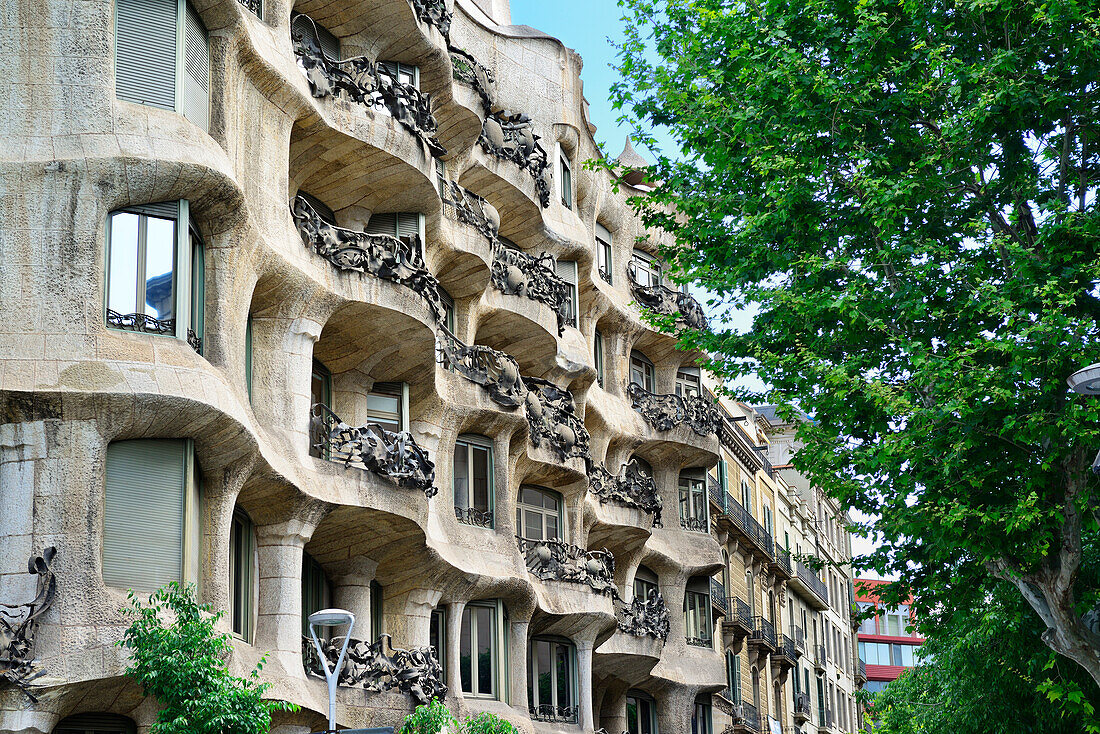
(793, 692, 811, 724)
(627, 260, 708, 331)
(517, 536, 616, 597)
(748, 616, 777, 655)
(302, 632, 445, 705)
(489, 239, 571, 333)
(710, 579, 729, 617)
(813, 644, 826, 672)
(478, 110, 552, 207)
(437, 326, 526, 407)
(106, 310, 202, 354)
(627, 381, 721, 436)
(588, 459, 663, 526)
(454, 506, 493, 527)
(530, 704, 578, 724)
(769, 547, 794, 580)
(309, 404, 436, 496)
(771, 634, 798, 672)
(291, 15, 445, 157)
(730, 701, 762, 733)
(522, 377, 591, 462)
(817, 708, 834, 733)
(292, 194, 446, 323)
(680, 516, 709, 533)
(723, 596, 753, 639)
(856, 659, 867, 685)
(450, 47, 495, 113)
(791, 561, 829, 610)
(722, 496, 775, 562)
(791, 625, 806, 654)
(616, 591, 671, 641)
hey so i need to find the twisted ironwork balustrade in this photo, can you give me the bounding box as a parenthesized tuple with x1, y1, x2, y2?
(436, 326, 527, 408)
(291, 15, 445, 156)
(454, 506, 493, 527)
(587, 458, 663, 526)
(626, 259, 708, 331)
(302, 632, 445, 704)
(489, 239, 571, 333)
(478, 110, 552, 207)
(517, 536, 617, 597)
(106, 309, 203, 355)
(523, 377, 591, 461)
(616, 589, 670, 641)
(450, 47, 495, 113)
(680, 516, 709, 532)
(410, 0, 451, 38)
(529, 704, 578, 724)
(626, 381, 721, 436)
(0, 548, 57, 703)
(309, 404, 437, 496)
(685, 634, 712, 648)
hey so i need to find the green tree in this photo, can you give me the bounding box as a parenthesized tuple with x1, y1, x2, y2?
(607, 0, 1100, 685)
(118, 582, 296, 734)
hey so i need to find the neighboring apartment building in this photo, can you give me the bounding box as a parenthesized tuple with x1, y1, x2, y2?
(705, 402, 864, 734)
(854, 579, 924, 695)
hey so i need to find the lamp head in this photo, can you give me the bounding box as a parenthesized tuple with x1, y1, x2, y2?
(309, 608, 355, 627)
(1068, 363, 1100, 395)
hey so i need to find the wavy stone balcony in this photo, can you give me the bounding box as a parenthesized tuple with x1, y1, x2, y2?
(450, 46, 494, 113)
(627, 261, 708, 331)
(292, 195, 446, 323)
(478, 110, 552, 208)
(517, 537, 617, 597)
(587, 458, 663, 527)
(309, 403, 437, 496)
(291, 14, 445, 157)
(616, 591, 671, 641)
(626, 382, 721, 436)
(302, 632, 445, 704)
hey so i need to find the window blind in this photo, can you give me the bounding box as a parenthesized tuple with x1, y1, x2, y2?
(182, 1, 210, 131)
(291, 14, 340, 60)
(116, 0, 177, 110)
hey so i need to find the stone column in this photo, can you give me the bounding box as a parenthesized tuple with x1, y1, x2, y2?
(331, 557, 378, 640)
(577, 638, 595, 731)
(254, 515, 322, 671)
(446, 600, 466, 697)
(0, 711, 57, 734)
(390, 587, 442, 650)
(509, 618, 530, 713)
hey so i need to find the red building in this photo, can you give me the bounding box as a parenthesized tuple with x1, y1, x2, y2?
(854, 578, 924, 694)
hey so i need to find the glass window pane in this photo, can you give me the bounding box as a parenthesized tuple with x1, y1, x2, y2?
(472, 446, 490, 511)
(537, 640, 552, 706)
(555, 643, 571, 707)
(526, 509, 543, 541)
(627, 699, 639, 734)
(108, 212, 140, 315)
(460, 609, 473, 693)
(476, 607, 493, 695)
(144, 216, 176, 321)
(453, 445, 469, 509)
(545, 513, 559, 541)
(367, 393, 401, 433)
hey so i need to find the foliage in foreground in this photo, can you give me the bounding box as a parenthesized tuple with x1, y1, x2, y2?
(607, 0, 1100, 686)
(118, 582, 296, 734)
(865, 584, 1100, 733)
(399, 700, 518, 734)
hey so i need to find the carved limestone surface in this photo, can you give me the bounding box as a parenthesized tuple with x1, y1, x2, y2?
(523, 377, 591, 462)
(292, 16, 445, 157)
(616, 589, 671, 641)
(310, 404, 437, 496)
(490, 240, 571, 333)
(450, 47, 496, 113)
(517, 537, 617, 598)
(1, 548, 57, 703)
(627, 260, 709, 331)
(303, 633, 446, 704)
(587, 459, 663, 526)
(479, 110, 552, 207)
(626, 381, 721, 436)
(443, 181, 500, 241)
(292, 195, 446, 323)
(436, 326, 527, 408)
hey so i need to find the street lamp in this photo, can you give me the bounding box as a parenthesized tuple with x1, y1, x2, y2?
(308, 608, 356, 733)
(1067, 364, 1100, 474)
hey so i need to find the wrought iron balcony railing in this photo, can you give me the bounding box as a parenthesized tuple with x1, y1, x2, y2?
(454, 506, 493, 527)
(478, 110, 552, 207)
(309, 403, 436, 496)
(598, 265, 612, 284)
(291, 15, 445, 156)
(793, 692, 812, 722)
(302, 632, 445, 704)
(773, 547, 793, 576)
(732, 701, 761, 732)
(436, 326, 526, 407)
(523, 377, 591, 461)
(685, 634, 712, 648)
(726, 596, 753, 631)
(626, 381, 721, 436)
(776, 634, 799, 662)
(680, 516, 708, 532)
(627, 259, 709, 331)
(489, 239, 571, 333)
(410, 0, 452, 38)
(529, 704, 578, 724)
(791, 624, 806, 652)
(292, 195, 446, 323)
(710, 579, 729, 614)
(750, 616, 777, 649)
(517, 536, 616, 597)
(588, 458, 663, 526)
(814, 644, 827, 669)
(106, 309, 203, 354)
(450, 47, 494, 112)
(616, 590, 670, 641)
(724, 496, 775, 559)
(796, 561, 830, 606)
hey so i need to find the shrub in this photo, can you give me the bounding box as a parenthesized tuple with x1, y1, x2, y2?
(399, 698, 457, 734)
(117, 582, 297, 734)
(462, 712, 518, 734)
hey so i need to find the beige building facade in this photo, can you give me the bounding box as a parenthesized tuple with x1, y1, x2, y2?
(0, 0, 861, 731)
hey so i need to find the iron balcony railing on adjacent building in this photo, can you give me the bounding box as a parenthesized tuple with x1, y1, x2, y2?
(793, 692, 812, 723)
(772, 634, 799, 670)
(732, 701, 762, 732)
(710, 579, 729, 615)
(770, 546, 794, 579)
(723, 495, 776, 561)
(725, 596, 753, 637)
(791, 624, 806, 653)
(856, 658, 867, 684)
(814, 644, 827, 671)
(796, 561, 830, 607)
(749, 616, 777, 652)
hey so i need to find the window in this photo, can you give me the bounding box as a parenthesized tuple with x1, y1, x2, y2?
(54, 714, 137, 734)
(627, 691, 658, 734)
(593, 330, 605, 387)
(367, 381, 407, 433)
(440, 286, 456, 337)
(370, 579, 384, 638)
(301, 551, 331, 636)
(774, 681, 782, 720)
(559, 152, 573, 208)
(103, 439, 201, 592)
(555, 259, 578, 328)
(884, 605, 910, 636)
(436, 159, 447, 199)
(454, 435, 494, 526)
(461, 601, 500, 698)
(745, 571, 754, 617)
(740, 479, 752, 514)
(631, 249, 661, 288)
(529, 637, 577, 721)
(684, 582, 712, 646)
(630, 350, 655, 392)
(115, 0, 210, 130)
(245, 315, 253, 401)
(858, 641, 918, 667)
(430, 608, 446, 674)
(291, 13, 340, 59)
(229, 508, 255, 642)
(365, 212, 426, 259)
(726, 650, 741, 703)
(311, 359, 332, 410)
(634, 564, 659, 602)
(378, 60, 418, 88)
(691, 699, 711, 734)
(595, 223, 613, 284)
(763, 502, 774, 537)
(106, 202, 204, 352)
(675, 366, 701, 398)
(516, 485, 562, 541)
(678, 471, 707, 530)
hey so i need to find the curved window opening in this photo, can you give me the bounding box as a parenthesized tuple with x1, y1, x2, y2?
(631, 249, 661, 288)
(627, 689, 658, 734)
(630, 350, 655, 392)
(528, 636, 577, 723)
(634, 564, 659, 602)
(454, 434, 494, 527)
(516, 485, 563, 541)
(229, 507, 256, 642)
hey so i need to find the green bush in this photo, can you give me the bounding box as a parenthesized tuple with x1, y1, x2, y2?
(398, 701, 518, 734)
(117, 582, 297, 734)
(462, 712, 518, 734)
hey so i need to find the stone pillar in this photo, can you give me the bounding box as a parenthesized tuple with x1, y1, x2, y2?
(577, 638, 595, 731)
(393, 587, 443, 650)
(255, 516, 321, 670)
(509, 618, 530, 713)
(0, 711, 57, 734)
(331, 557, 378, 640)
(446, 600, 466, 697)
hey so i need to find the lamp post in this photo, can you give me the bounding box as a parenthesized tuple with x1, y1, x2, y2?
(308, 608, 356, 733)
(1067, 364, 1100, 473)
